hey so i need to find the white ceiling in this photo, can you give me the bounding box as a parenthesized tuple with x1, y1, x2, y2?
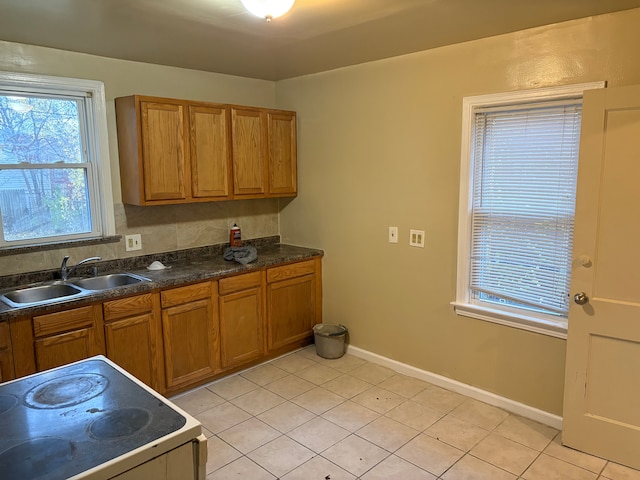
(1, 0, 640, 80)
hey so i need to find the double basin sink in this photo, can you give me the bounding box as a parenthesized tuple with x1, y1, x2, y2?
(0, 273, 151, 309)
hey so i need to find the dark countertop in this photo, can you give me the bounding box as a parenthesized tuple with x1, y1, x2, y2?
(0, 240, 323, 321)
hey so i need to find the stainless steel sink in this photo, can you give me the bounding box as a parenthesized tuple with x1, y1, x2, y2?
(72, 273, 150, 291)
(0, 283, 85, 308)
(0, 273, 151, 308)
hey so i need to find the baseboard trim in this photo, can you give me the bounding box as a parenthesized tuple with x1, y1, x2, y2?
(346, 345, 563, 430)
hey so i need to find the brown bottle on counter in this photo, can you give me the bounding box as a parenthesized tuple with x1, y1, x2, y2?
(230, 224, 242, 247)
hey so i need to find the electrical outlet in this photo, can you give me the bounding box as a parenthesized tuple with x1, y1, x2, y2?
(389, 226, 398, 243)
(409, 229, 425, 248)
(125, 234, 142, 251)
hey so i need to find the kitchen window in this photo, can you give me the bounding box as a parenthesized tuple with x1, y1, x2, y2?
(453, 82, 604, 338)
(0, 72, 114, 248)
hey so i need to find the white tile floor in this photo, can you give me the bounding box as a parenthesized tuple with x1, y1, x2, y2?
(171, 346, 640, 480)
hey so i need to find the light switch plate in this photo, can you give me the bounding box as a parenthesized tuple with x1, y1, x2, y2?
(389, 226, 398, 243)
(409, 229, 425, 248)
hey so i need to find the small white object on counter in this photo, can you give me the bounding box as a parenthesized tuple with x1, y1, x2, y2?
(147, 261, 171, 271)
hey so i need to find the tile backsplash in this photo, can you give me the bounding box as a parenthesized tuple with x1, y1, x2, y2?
(0, 199, 280, 276)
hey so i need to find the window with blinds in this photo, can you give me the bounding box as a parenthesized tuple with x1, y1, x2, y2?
(454, 83, 603, 337)
(469, 101, 581, 317)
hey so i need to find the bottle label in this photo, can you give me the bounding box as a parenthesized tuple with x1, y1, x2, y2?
(230, 227, 242, 246)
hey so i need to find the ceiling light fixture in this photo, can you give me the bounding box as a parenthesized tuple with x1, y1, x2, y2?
(240, 0, 295, 21)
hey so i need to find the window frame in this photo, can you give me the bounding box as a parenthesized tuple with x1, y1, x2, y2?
(453, 82, 604, 339)
(0, 71, 115, 248)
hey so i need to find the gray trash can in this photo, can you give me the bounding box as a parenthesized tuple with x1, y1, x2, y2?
(313, 324, 348, 359)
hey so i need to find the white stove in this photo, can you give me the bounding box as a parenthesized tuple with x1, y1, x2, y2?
(0, 356, 206, 480)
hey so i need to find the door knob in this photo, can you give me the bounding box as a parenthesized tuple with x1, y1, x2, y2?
(578, 255, 592, 268)
(574, 292, 589, 305)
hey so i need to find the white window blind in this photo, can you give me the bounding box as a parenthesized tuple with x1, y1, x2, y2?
(469, 101, 581, 317)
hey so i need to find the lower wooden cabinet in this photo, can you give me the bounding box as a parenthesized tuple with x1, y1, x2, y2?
(267, 258, 322, 352)
(33, 305, 106, 372)
(4, 255, 322, 393)
(0, 322, 15, 382)
(161, 282, 219, 392)
(103, 293, 165, 393)
(218, 271, 264, 369)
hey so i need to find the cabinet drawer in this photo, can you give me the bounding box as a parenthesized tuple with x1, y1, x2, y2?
(219, 271, 261, 295)
(161, 282, 212, 308)
(33, 306, 99, 338)
(0, 322, 10, 350)
(104, 293, 155, 322)
(267, 259, 316, 283)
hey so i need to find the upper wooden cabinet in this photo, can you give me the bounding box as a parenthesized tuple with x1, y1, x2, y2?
(190, 104, 232, 199)
(231, 108, 267, 197)
(231, 108, 297, 198)
(115, 95, 296, 205)
(116, 95, 232, 205)
(140, 100, 187, 201)
(267, 111, 297, 196)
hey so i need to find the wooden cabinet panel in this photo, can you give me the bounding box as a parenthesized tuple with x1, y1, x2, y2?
(268, 111, 297, 196)
(141, 101, 187, 201)
(231, 107, 267, 197)
(219, 271, 261, 295)
(104, 293, 155, 321)
(267, 275, 316, 351)
(219, 278, 264, 370)
(267, 259, 316, 283)
(103, 293, 164, 392)
(9, 316, 36, 378)
(33, 305, 105, 371)
(161, 282, 218, 391)
(116, 95, 296, 205)
(0, 322, 15, 382)
(33, 305, 96, 337)
(190, 105, 231, 199)
(36, 328, 103, 372)
(267, 258, 321, 352)
(161, 282, 212, 308)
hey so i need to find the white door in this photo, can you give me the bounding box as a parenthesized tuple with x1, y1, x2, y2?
(563, 84, 640, 469)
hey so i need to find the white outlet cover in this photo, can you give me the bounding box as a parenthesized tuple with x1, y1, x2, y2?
(125, 234, 142, 251)
(409, 229, 425, 248)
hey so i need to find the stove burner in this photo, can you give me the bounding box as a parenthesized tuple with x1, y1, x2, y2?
(0, 394, 18, 415)
(89, 407, 151, 439)
(24, 373, 109, 409)
(0, 437, 76, 478)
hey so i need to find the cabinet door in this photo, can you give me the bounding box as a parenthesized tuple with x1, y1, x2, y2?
(190, 105, 232, 199)
(267, 259, 321, 352)
(35, 329, 103, 371)
(231, 107, 267, 196)
(0, 322, 15, 382)
(103, 293, 164, 392)
(161, 283, 218, 391)
(218, 272, 264, 369)
(268, 111, 297, 196)
(34, 305, 105, 371)
(219, 283, 264, 370)
(141, 101, 187, 201)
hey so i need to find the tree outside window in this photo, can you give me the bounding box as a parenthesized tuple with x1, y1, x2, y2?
(0, 94, 93, 242)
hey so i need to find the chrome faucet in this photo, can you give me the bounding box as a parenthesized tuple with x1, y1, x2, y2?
(60, 256, 102, 281)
